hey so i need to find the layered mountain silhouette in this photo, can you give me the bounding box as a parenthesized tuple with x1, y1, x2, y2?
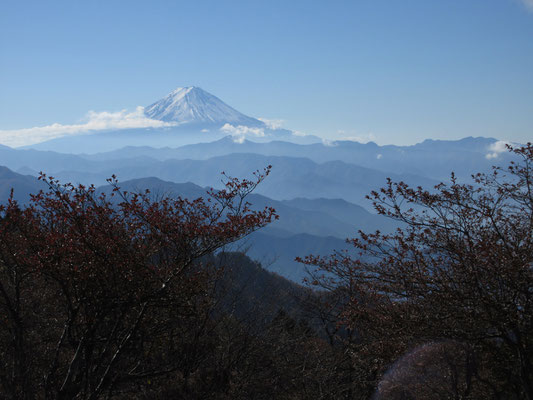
(21, 153, 438, 207)
(0, 137, 514, 206)
(80, 135, 512, 181)
(0, 166, 46, 204)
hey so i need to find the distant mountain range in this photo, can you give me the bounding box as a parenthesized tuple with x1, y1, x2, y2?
(0, 135, 517, 207)
(0, 147, 438, 207)
(80, 135, 513, 182)
(0, 166, 46, 204)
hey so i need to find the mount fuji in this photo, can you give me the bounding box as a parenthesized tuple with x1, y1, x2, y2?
(25, 87, 320, 153)
(145, 87, 264, 127)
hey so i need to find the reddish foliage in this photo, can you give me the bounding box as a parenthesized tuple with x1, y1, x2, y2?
(0, 168, 275, 399)
(300, 144, 533, 398)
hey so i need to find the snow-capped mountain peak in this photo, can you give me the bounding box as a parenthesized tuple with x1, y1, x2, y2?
(144, 86, 263, 127)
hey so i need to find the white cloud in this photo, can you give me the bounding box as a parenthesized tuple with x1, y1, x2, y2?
(321, 138, 338, 147)
(201, 128, 210, 133)
(0, 106, 177, 147)
(485, 140, 510, 160)
(336, 130, 377, 144)
(520, 0, 533, 12)
(291, 130, 308, 137)
(220, 123, 266, 143)
(232, 135, 246, 144)
(257, 119, 316, 139)
(258, 117, 284, 130)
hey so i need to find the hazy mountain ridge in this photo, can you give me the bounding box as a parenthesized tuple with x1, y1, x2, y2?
(1, 137, 506, 208)
(42, 153, 437, 207)
(0, 166, 46, 204)
(79, 135, 513, 181)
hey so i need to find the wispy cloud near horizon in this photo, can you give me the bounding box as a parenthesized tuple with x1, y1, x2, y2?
(486, 140, 511, 159)
(336, 130, 377, 144)
(220, 123, 266, 143)
(0, 107, 176, 147)
(520, 0, 533, 11)
(257, 118, 284, 130)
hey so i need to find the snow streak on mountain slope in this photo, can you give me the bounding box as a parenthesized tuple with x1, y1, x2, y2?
(145, 87, 264, 126)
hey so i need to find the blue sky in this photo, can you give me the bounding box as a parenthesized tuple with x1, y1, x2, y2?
(1, 0, 532, 145)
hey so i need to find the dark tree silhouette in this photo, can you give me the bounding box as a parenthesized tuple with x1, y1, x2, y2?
(0, 168, 276, 399)
(300, 144, 533, 399)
